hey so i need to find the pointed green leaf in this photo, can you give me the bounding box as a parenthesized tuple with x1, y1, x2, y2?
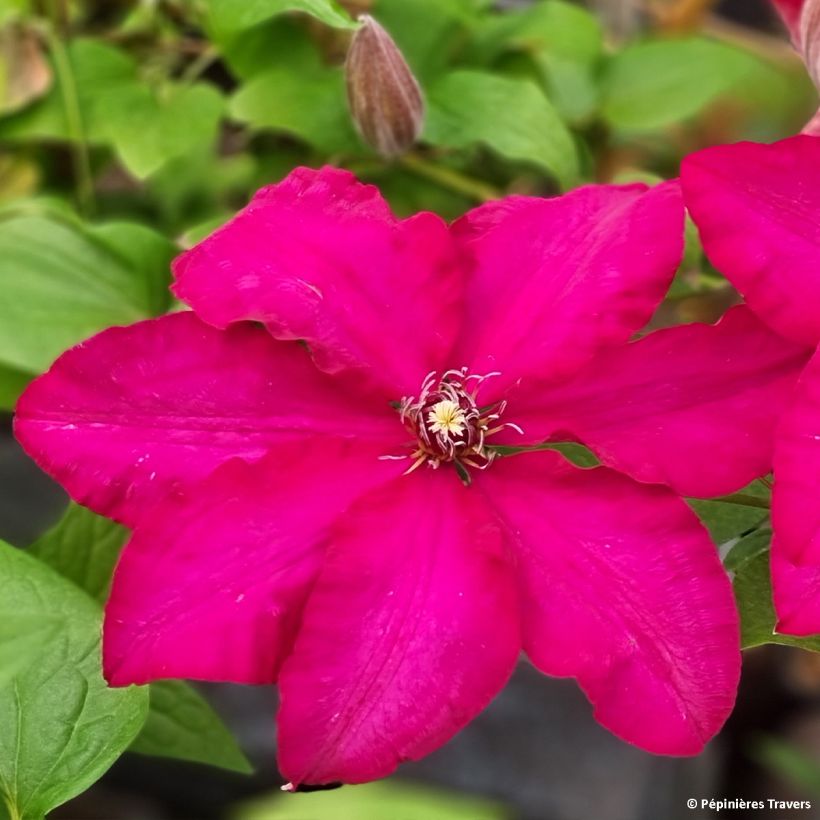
(26, 510, 252, 778)
(230, 63, 359, 153)
(0, 614, 59, 686)
(0, 542, 148, 820)
(0, 211, 173, 397)
(206, 0, 356, 43)
(425, 70, 578, 188)
(601, 37, 760, 132)
(28, 504, 128, 603)
(728, 533, 820, 652)
(130, 680, 252, 774)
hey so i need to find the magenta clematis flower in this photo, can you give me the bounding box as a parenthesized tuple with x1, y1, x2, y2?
(682, 134, 820, 636)
(14, 168, 806, 785)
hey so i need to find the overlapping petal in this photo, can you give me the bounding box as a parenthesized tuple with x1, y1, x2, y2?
(506, 306, 809, 498)
(682, 136, 820, 347)
(104, 438, 405, 686)
(450, 182, 685, 396)
(15, 311, 398, 526)
(773, 347, 820, 635)
(479, 451, 740, 755)
(173, 166, 464, 398)
(276, 470, 520, 786)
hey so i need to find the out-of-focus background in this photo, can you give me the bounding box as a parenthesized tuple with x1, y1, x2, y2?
(2, 0, 820, 818)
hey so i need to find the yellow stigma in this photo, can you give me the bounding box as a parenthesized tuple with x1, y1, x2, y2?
(427, 399, 466, 438)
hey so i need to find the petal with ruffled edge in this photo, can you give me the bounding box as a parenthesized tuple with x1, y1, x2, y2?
(103, 438, 405, 686)
(682, 136, 820, 348)
(504, 306, 809, 498)
(479, 451, 740, 755)
(276, 470, 520, 786)
(772, 347, 820, 635)
(450, 182, 684, 396)
(15, 311, 400, 526)
(173, 166, 463, 398)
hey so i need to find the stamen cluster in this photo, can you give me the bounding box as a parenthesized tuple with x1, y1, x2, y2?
(398, 368, 522, 476)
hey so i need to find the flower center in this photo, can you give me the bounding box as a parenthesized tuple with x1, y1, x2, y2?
(395, 368, 522, 479)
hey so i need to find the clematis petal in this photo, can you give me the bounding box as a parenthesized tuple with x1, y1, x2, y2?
(773, 347, 820, 635)
(276, 470, 520, 786)
(479, 451, 740, 755)
(173, 166, 463, 397)
(103, 438, 405, 686)
(506, 306, 809, 498)
(450, 181, 684, 395)
(682, 136, 820, 348)
(15, 311, 398, 526)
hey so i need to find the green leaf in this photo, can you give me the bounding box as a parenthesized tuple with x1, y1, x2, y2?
(130, 680, 252, 774)
(372, 0, 481, 81)
(205, 0, 356, 43)
(0, 39, 132, 142)
(470, 1, 603, 122)
(28, 504, 128, 603)
(689, 496, 769, 546)
(756, 737, 820, 798)
(87, 222, 177, 317)
(0, 40, 224, 178)
(601, 37, 761, 132)
(425, 69, 578, 187)
(0, 364, 31, 411)
(0, 614, 59, 686)
(97, 82, 225, 179)
(0, 211, 172, 385)
(230, 63, 359, 153)
(237, 779, 509, 820)
(222, 17, 322, 80)
(728, 532, 820, 652)
(0, 541, 148, 820)
(25, 509, 252, 778)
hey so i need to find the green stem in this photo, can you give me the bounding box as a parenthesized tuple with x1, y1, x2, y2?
(399, 153, 502, 203)
(180, 45, 219, 86)
(44, 3, 95, 216)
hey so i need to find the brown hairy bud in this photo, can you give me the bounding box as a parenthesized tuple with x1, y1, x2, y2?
(345, 15, 424, 158)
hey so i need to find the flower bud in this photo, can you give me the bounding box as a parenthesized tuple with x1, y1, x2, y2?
(345, 15, 424, 158)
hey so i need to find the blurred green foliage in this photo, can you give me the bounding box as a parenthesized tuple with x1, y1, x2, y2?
(0, 1, 817, 814)
(236, 779, 510, 820)
(0, 0, 813, 413)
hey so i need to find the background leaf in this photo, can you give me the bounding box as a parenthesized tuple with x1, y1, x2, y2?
(425, 69, 578, 187)
(470, 0, 603, 122)
(729, 534, 820, 653)
(0, 613, 58, 686)
(601, 37, 761, 132)
(25, 507, 251, 776)
(28, 504, 128, 603)
(205, 0, 356, 42)
(230, 63, 358, 153)
(129, 680, 252, 774)
(0, 39, 225, 178)
(97, 82, 225, 179)
(0, 541, 148, 820)
(0, 210, 173, 405)
(237, 779, 509, 820)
